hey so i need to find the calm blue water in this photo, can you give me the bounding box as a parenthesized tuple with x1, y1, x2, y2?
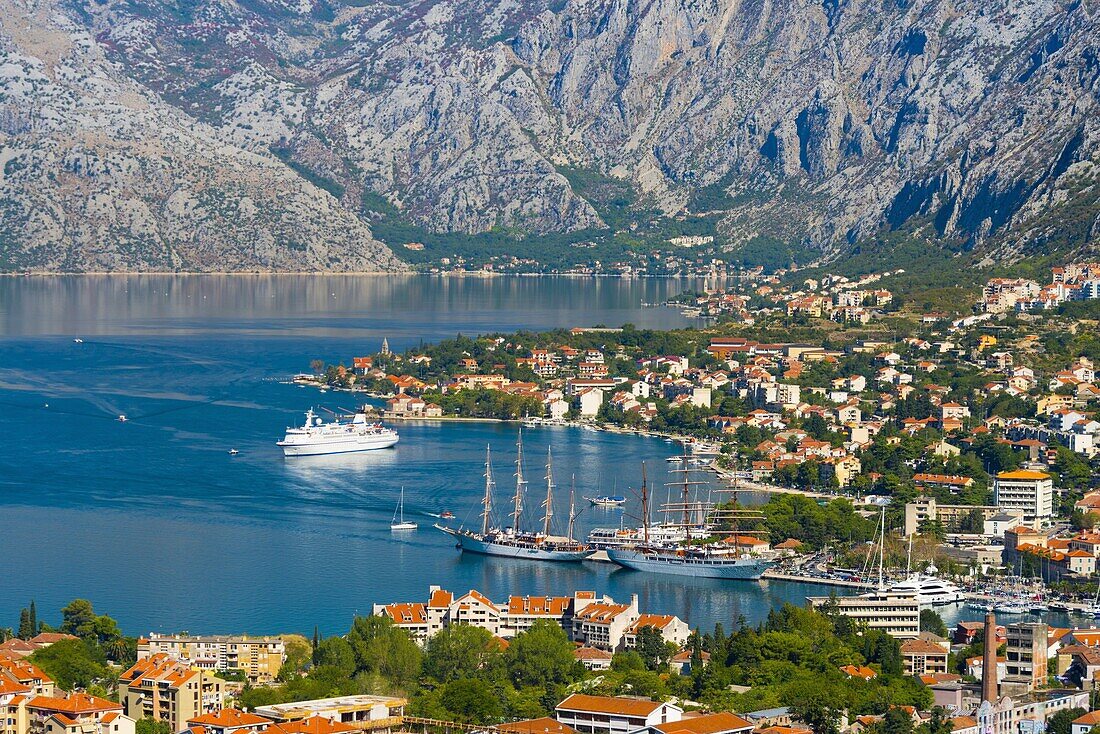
(0, 275, 987, 637)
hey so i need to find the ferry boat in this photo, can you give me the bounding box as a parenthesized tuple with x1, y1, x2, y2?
(277, 408, 399, 457)
(437, 439, 593, 562)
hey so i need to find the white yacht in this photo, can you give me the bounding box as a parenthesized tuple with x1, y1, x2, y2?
(887, 566, 964, 606)
(277, 408, 399, 457)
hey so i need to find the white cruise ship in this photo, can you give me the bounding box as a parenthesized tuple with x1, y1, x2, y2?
(277, 409, 399, 457)
(887, 565, 964, 607)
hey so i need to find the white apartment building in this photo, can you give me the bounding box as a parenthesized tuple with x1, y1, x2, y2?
(555, 695, 682, 734)
(806, 591, 920, 639)
(993, 470, 1054, 527)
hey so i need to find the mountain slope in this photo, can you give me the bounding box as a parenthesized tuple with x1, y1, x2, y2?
(0, 0, 403, 272)
(15, 0, 1100, 268)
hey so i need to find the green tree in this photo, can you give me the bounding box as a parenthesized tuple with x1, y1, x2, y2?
(635, 626, 672, 671)
(60, 600, 96, 636)
(611, 650, 646, 671)
(135, 720, 172, 734)
(504, 620, 577, 688)
(18, 608, 33, 640)
(919, 610, 948, 639)
(346, 616, 422, 689)
(280, 634, 312, 680)
(1048, 708, 1087, 734)
(29, 601, 37, 636)
(28, 638, 108, 690)
(313, 637, 356, 677)
(790, 688, 841, 734)
(439, 678, 503, 724)
(422, 624, 500, 683)
(880, 708, 914, 734)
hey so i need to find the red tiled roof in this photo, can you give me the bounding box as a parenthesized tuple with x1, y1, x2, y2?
(28, 693, 122, 715)
(654, 712, 753, 734)
(265, 717, 357, 734)
(556, 694, 664, 717)
(188, 710, 273, 728)
(497, 718, 577, 734)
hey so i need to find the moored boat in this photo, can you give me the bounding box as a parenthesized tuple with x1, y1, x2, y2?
(437, 439, 593, 562)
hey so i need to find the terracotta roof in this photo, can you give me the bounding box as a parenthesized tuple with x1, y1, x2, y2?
(265, 717, 357, 734)
(28, 634, 77, 646)
(455, 590, 498, 611)
(629, 614, 677, 632)
(497, 718, 577, 734)
(996, 470, 1051, 480)
(0, 655, 52, 683)
(428, 589, 453, 608)
(575, 603, 632, 623)
(556, 694, 665, 717)
(573, 647, 613, 661)
(1073, 712, 1100, 727)
(951, 717, 978, 731)
(188, 710, 273, 728)
(507, 596, 572, 616)
(0, 678, 32, 695)
(654, 712, 753, 734)
(901, 639, 948, 655)
(840, 664, 876, 679)
(28, 693, 122, 715)
(383, 603, 427, 625)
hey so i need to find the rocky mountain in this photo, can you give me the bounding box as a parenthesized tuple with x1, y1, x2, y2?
(0, 0, 402, 272)
(6, 0, 1100, 270)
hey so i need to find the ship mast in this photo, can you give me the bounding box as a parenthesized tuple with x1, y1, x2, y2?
(542, 447, 555, 538)
(512, 432, 526, 531)
(640, 462, 650, 544)
(877, 506, 886, 592)
(567, 474, 577, 543)
(481, 445, 494, 535)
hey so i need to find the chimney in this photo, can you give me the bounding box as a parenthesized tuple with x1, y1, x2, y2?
(630, 594, 639, 610)
(982, 612, 998, 702)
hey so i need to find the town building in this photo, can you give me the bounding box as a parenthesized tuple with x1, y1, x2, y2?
(1002, 623, 1048, 695)
(138, 634, 285, 683)
(25, 693, 133, 734)
(554, 695, 682, 734)
(805, 592, 920, 639)
(901, 638, 949, 677)
(993, 470, 1054, 526)
(118, 654, 225, 733)
(253, 695, 406, 734)
(185, 710, 272, 734)
(375, 588, 685, 652)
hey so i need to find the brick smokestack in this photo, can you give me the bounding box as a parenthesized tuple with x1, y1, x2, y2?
(982, 611, 998, 702)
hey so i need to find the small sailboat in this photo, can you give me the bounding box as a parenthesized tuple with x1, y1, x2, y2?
(390, 487, 417, 531)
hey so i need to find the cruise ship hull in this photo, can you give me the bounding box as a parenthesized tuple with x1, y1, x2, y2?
(278, 433, 399, 457)
(442, 528, 594, 562)
(606, 548, 775, 579)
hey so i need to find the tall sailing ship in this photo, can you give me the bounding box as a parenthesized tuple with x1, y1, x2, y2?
(605, 459, 777, 580)
(436, 436, 593, 562)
